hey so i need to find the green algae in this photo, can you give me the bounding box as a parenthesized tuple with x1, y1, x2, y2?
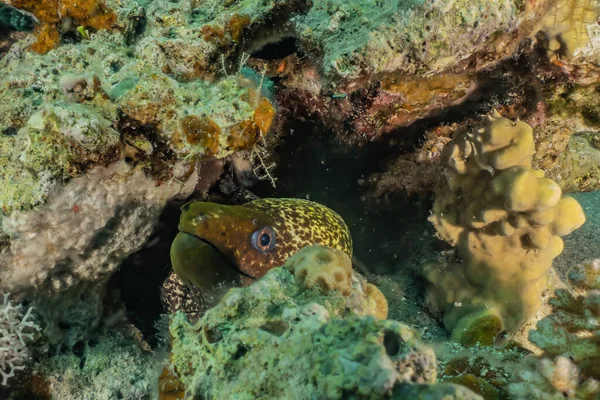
(295, 0, 520, 79)
(40, 331, 160, 400)
(168, 266, 445, 399)
(0, 102, 120, 214)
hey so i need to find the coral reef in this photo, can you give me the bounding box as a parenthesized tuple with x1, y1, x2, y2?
(4, 0, 117, 53)
(40, 329, 160, 400)
(1, 161, 196, 345)
(119, 73, 275, 160)
(0, 0, 598, 398)
(165, 248, 476, 399)
(138, 0, 302, 81)
(423, 112, 586, 344)
(0, 294, 40, 386)
(0, 0, 282, 354)
(295, 0, 529, 80)
(0, 101, 121, 214)
(508, 259, 600, 399)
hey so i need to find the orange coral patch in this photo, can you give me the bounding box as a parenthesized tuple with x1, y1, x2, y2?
(253, 98, 275, 134)
(201, 25, 226, 45)
(226, 120, 259, 150)
(30, 24, 60, 54)
(226, 14, 251, 42)
(59, 0, 116, 30)
(181, 115, 221, 156)
(11, 0, 116, 53)
(9, 0, 61, 23)
(158, 367, 185, 400)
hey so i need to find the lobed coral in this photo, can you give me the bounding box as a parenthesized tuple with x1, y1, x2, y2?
(285, 244, 354, 296)
(423, 112, 586, 345)
(285, 245, 389, 319)
(0, 294, 40, 387)
(508, 259, 600, 398)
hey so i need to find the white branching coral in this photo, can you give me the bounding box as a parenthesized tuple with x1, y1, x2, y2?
(0, 293, 40, 386)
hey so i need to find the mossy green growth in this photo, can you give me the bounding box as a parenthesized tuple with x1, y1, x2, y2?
(295, 0, 520, 79)
(40, 331, 160, 400)
(189, 0, 288, 25)
(182, 76, 257, 130)
(168, 266, 444, 399)
(552, 134, 600, 191)
(0, 102, 120, 214)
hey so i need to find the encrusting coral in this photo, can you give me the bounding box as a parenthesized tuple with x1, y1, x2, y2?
(508, 259, 600, 398)
(164, 246, 477, 399)
(285, 245, 388, 319)
(285, 244, 354, 296)
(423, 111, 586, 345)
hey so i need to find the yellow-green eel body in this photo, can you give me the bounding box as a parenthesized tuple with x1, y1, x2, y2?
(163, 198, 352, 314)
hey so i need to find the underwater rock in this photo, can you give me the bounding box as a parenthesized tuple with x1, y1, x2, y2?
(0, 161, 193, 292)
(508, 259, 600, 398)
(0, 101, 121, 214)
(116, 71, 275, 159)
(165, 249, 465, 399)
(294, 0, 540, 80)
(137, 0, 304, 81)
(423, 112, 586, 344)
(547, 133, 600, 192)
(534, 0, 600, 65)
(0, 161, 196, 345)
(0, 4, 36, 33)
(533, 83, 600, 191)
(0, 30, 128, 133)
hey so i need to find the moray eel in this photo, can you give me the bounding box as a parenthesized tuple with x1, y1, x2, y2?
(163, 198, 352, 314)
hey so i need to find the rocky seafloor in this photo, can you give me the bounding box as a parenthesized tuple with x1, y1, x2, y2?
(0, 0, 599, 399)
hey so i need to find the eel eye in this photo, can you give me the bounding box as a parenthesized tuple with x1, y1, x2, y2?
(250, 226, 276, 253)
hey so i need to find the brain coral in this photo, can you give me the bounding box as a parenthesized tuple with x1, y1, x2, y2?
(423, 111, 586, 345)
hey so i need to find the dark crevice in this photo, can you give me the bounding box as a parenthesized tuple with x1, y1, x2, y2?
(251, 36, 298, 59)
(108, 199, 187, 348)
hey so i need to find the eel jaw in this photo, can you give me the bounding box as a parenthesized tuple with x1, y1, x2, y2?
(170, 232, 248, 294)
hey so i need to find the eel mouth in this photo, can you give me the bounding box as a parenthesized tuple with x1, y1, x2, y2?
(170, 232, 254, 294)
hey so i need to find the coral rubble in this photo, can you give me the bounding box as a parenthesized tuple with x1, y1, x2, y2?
(423, 112, 586, 344)
(40, 329, 160, 399)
